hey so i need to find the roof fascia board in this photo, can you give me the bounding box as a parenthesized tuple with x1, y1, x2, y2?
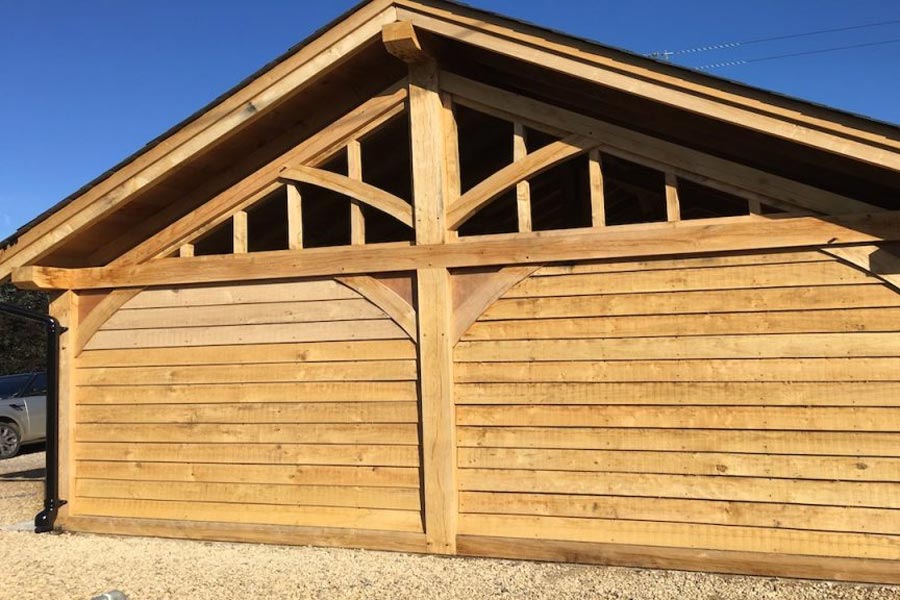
(0, 0, 397, 280)
(396, 1, 900, 169)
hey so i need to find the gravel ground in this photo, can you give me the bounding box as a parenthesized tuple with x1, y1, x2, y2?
(0, 446, 44, 525)
(2, 452, 898, 600)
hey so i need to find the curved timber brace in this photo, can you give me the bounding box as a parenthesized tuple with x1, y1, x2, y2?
(0, 302, 67, 533)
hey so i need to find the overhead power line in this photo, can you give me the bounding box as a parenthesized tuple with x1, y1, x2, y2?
(647, 18, 900, 59)
(695, 37, 900, 70)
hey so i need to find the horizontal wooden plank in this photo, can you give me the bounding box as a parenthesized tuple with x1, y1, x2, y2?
(78, 423, 420, 445)
(505, 261, 873, 298)
(456, 333, 900, 361)
(76, 498, 423, 533)
(459, 492, 900, 535)
(455, 382, 900, 406)
(77, 381, 419, 405)
(77, 402, 419, 425)
(124, 280, 359, 309)
(75, 443, 420, 467)
(84, 319, 408, 350)
(77, 479, 421, 511)
(456, 535, 900, 583)
(457, 405, 900, 432)
(78, 340, 417, 367)
(80, 360, 418, 386)
(18, 213, 900, 291)
(478, 285, 900, 321)
(458, 469, 900, 508)
(455, 358, 900, 383)
(63, 516, 428, 554)
(464, 308, 900, 340)
(458, 426, 900, 456)
(534, 251, 829, 276)
(457, 514, 900, 560)
(103, 299, 386, 330)
(76, 461, 421, 487)
(457, 448, 900, 482)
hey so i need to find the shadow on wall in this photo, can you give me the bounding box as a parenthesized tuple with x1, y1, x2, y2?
(870, 243, 900, 276)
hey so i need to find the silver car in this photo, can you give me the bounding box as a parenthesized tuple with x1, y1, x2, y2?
(0, 373, 46, 459)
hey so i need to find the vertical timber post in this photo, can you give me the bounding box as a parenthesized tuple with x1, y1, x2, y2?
(384, 21, 458, 554)
(50, 291, 77, 526)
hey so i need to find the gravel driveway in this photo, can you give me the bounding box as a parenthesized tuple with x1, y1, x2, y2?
(2, 452, 898, 600)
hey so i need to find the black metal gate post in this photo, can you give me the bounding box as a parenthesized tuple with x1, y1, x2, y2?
(0, 302, 67, 532)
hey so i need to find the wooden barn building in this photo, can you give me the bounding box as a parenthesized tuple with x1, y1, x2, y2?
(3, 0, 900, 584)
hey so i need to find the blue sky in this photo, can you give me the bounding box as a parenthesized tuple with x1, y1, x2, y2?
(1, 0, 898, 240)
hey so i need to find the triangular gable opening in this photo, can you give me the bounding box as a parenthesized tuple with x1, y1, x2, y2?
(175, 102, 417, 257)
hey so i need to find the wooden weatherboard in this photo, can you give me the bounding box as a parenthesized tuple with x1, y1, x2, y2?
(5, 1, 900, 586)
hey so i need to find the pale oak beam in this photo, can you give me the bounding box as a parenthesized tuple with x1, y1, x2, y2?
(442, 93, 461, 241)
(115, 83, 408, 266)
(49, 291, 77, 525)
(382, 21, 431, 63)
(665, 172, 681, 222)
(75, 289, 143, 354)
(407, 56, 458, 555)
(397, 5, 900, 170)
(455, 91, 803, 215)
(287, 184, 304, 250)
(514, 122, 532, 233)
(233, 211, 248, 254)
(448, 135, 596, 230)
(336, 276, 417, 339)
(0, 2, 400, 280)
(280, 166, 413, 227)
(348, 140, 366, 245)
(588, 149, 606, 228)
(14, 212, 900, 291)
(441, 73, 882, 216)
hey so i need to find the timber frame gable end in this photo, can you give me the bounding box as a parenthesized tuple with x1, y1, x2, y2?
(6, 0, 900, 587)
(46, 56, 886, 277)
(2, 0, 899, 281)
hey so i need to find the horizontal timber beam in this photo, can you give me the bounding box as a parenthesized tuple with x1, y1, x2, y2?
(13, 212, 900, 291)
(65, 516, 427, 554)
(457, 535, 900, 585)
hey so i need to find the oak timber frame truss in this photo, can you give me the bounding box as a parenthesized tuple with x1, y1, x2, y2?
(7, 13, 900, 580)
(13, 21, 897, 290)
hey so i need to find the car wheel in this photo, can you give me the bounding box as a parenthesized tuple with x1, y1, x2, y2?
(0, 422, 21, 459)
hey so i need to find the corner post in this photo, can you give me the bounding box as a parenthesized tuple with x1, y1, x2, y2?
(385, 21, 458, 554)
(49, 290, 78, 527)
